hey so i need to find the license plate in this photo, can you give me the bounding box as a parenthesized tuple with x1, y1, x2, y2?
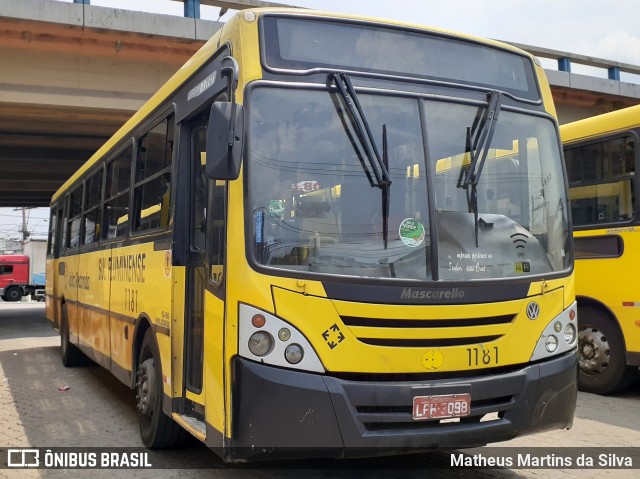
(412, 393, 471, 420)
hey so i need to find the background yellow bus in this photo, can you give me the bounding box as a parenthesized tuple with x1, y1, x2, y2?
(46, 8, 577, 461)
(562, 104, 640, 395)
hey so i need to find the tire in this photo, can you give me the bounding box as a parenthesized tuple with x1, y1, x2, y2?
(577, 307, 635, 395)
(136, 329, 184, 448)
(4, 286, 22, 302)
(61, 303, 85, 367)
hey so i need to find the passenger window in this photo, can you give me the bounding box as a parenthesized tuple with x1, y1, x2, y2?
(133, 115, 174, 232)
(82, 168, 103, 245)
(67, 185, 83, 249)
(566, 136, 635, 226)
(105, 145, 133, 239)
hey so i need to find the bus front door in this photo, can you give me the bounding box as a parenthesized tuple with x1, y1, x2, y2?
(184, 122, 208, 406)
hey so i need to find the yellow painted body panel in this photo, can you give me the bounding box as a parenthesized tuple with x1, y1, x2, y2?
(272, 286, 565, 373)
(561, 104, 640, 144)
(573, 227, 640, 355)
(170, 265, 185, 398)
(47, 242, 174, 375)
(203, 289, 225, 434)
(45, 259, 56, 323)
(61, 255, 80, 344)
(77, 250, 111, 367)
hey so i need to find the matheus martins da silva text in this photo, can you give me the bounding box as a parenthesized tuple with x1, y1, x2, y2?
(451, 452, 634, 468)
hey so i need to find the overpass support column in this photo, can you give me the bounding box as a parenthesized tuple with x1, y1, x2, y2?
(184, 0, 201, 18)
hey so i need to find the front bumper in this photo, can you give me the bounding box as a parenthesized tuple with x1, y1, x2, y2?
(227, 351, 577, 461)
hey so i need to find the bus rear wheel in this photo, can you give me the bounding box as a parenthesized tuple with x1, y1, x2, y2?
(577, 307, 634, 395)
(4, 286, 22, 302)
(136, 329, 184, 448)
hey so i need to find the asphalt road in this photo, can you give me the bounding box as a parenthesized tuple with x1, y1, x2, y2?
(1, 302, 639, 478)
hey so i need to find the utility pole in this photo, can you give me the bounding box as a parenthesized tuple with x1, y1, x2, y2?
(13, 207, 33, 249)
(21, 207, 29, 242)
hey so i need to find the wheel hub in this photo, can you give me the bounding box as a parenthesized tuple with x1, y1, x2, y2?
(578, 327, 609, 375)
(136, 358, 155, 416)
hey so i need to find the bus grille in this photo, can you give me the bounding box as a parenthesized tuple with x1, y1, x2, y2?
(358, 395, 514, 431)
(341, 314, 515, 347)
(335, 378, 520, 433)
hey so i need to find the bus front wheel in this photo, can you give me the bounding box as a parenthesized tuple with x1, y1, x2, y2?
(136, 329, 183, 448)
(577, 307, 634, 395)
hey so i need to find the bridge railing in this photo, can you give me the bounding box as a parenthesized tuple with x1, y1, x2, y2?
(507, 41, 640, 84)
(65, 0, 640, 86)
(69, 0, 300, 18)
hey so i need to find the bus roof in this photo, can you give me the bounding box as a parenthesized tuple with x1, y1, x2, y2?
(51, 8, 537, 203)
(561, 104, 640, 144)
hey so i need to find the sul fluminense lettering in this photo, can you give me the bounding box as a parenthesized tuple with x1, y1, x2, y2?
(98, 254, 146, 283)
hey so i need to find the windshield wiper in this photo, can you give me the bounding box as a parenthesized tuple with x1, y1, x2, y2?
(329, 72, 393, 250)
(382, 124, 390, 250)
(328, 72, 392, 190)
(457, 90, 502, 246)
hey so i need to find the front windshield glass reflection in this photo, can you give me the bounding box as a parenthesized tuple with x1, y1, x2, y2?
(247, 87, 570, 281)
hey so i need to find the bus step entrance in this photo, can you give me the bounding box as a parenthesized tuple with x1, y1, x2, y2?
(176, 413, 206, 437)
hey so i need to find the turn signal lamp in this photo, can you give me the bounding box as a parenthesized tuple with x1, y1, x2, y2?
(252, 314, 266, 328)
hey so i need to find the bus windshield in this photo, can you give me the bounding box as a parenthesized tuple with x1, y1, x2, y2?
(248, 86, 571, 280)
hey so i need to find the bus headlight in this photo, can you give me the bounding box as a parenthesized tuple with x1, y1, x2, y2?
(530, 301, 577, 361)
(248, 331, 273, 357)
(239, 304, 325, 373)
(285, 344, 304, 364)
(564, 323, 576, 344)
(278, 328, 291, 341)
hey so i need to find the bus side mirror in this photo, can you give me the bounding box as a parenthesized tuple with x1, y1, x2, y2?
(205, 102, 244, 180)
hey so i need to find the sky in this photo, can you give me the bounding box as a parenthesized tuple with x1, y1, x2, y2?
(2, 0, 639, 244)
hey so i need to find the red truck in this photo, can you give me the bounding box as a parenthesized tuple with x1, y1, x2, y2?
(0, 255, 45, 302)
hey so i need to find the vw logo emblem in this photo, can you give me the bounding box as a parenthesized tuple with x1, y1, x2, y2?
(526, 302, 541, 320)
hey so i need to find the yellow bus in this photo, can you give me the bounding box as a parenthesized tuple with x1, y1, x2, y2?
(46, 8, 577, 461)
(561, 105, 640, 395)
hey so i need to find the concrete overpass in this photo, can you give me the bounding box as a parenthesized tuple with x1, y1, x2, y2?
(1, 0, 640, 207)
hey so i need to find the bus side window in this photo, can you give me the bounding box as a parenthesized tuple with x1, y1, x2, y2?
(566, 135, 635, 226)
(134, 115, 174, 232)
(68, 185, 83, 249)
(104, 144, 133, 239)
(60, 195, 69, 250)
(82, 167, 103, 245)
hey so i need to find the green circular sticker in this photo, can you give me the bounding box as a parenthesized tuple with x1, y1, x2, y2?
(399, 218, 425, 247)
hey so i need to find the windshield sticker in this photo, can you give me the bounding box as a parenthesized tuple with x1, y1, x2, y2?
(399, 218, 425, 247)
(448, 252, 493, 273)
(267, 199, 284, 219)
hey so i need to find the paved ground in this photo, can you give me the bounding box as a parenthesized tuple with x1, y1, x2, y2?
(0, 301, 639, 478)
